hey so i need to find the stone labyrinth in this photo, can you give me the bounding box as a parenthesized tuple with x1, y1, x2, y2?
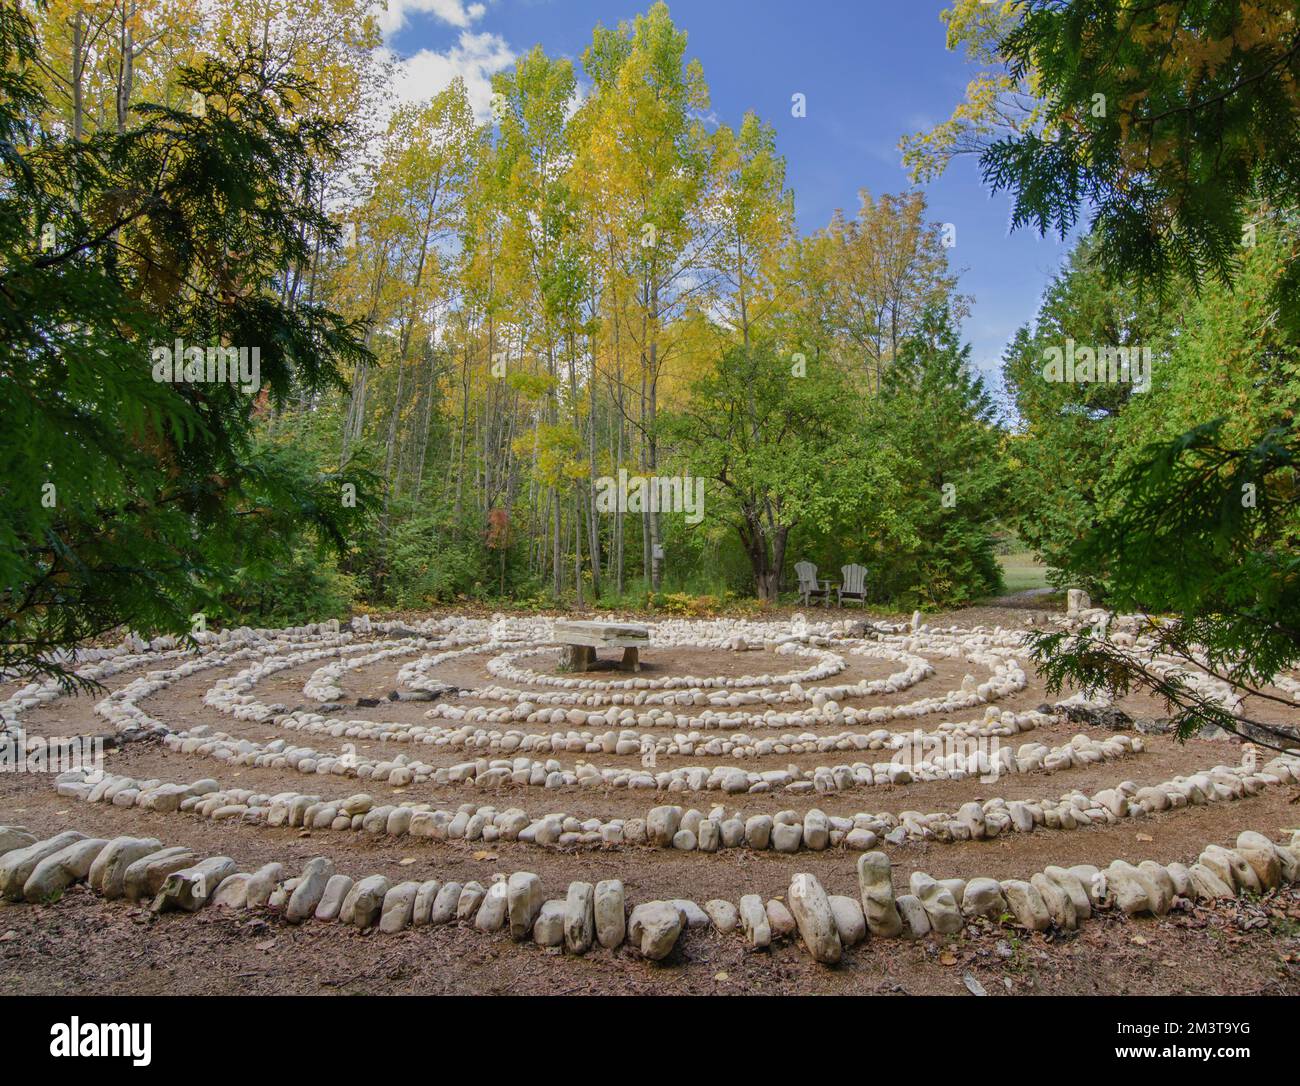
(2, 607, 1299, 966)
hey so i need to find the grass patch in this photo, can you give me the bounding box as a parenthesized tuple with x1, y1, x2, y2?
(997, 551, 1052, 592)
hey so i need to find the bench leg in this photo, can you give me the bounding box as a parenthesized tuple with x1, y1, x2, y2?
(619, 646, 640, 673)
(558, 644, 596, 672)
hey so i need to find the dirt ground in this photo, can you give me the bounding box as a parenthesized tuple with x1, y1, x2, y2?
(3, 600, 1299, 996)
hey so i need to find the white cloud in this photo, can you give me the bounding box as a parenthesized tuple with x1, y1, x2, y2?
(564, 75, 589, 123)
(379, 0, 488, 37)
(388, 30, 515, 120)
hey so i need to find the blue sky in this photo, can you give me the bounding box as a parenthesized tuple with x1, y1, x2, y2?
(381, 0, 1086, 400)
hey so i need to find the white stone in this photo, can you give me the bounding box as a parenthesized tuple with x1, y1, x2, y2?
(287, 858, 334, 922)
(739, 894, 771, 948)
(564, 881, 595, 953)
(594, 879, 625, 948)
(628, 901, 682, 960)
(0, 831, 86, 900)
(857, 851, 903, 937)
(380, 881, 420, 932)
(533, 900, 566, 946)
(342, 874, 390, 927)
(787, 874, 842, 963)
(507, 871, 543, 941)
(828, 895, 866, 947)
(22, 838, 108, 903)
(704, 899, 739, 934)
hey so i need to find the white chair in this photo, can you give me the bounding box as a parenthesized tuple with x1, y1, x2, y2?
(837, 564, 869, 608)
(794, 561, 833, 606)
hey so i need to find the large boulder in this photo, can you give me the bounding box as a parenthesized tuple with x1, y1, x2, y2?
(286, 858, 335, 922)
(910, 872, 963, 934)
(787, 874, 842, 964)
(379, 881, 420, 933)
(412, 880, 442, 926)
(1030, 873, 1078, 929)
(1235, 831, 1282, 889)
(0, 826, 37, 858)
(705, 899, 740, 935)
(739, 894, 771, 949)
(563, 881, 595, 953)
(473, 879, 509, 932)
(647, 806, 684, 848)
(827, 896, 866, 947)
(628, 901, 682, 961)
(999, 879, 1050, 931)
(123, 847, 196, 902)
(594, 879, 625, 949)
(960, 877, 1006, 919)
(533, 900, 567, 946)
(341, 874, 390, 928)
(857, 851, 903, 937)
(152, 856, 237, 912)
(0, 831, 87, 900)
(427, 881, 462, 925)
(314, 875, 354, 921)
(23, 838, 108, 902)
(245, 863, 284, 909)
(507, 872, 543, 941)
(89, 837, 163, 899)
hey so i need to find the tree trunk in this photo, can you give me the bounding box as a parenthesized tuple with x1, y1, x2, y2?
(586, 330, 602, 598)
(116, 12, 132, 134)
(71, 14, 85, 141)
(572, 494, 584, 607)
(646, 281, 662, 589)
(738, 516, 789, 601)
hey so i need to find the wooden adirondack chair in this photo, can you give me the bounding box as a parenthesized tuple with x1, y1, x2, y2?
(837, 563, 869, 608)
(794, 561, 832, 606)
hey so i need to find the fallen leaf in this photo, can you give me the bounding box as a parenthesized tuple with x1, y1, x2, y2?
(963, 973, 987, 996)
(473, 850, 498, 862)
(1130, 934, 1148, 945)
(399, 857, 417, 866)
(255, 939, 275, 951)
(1136, 833, 1153, 843)
(714, 971, 729, 981)
(940, 950, 957, 966)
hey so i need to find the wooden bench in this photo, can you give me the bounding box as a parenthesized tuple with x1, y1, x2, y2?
(552, 620, 650, 673)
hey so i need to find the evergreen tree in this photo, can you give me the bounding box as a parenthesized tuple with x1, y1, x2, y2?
(979, 0, 1300, 746)
(868, 305, 1009, 605)
(1002, 233, 1175, 586)
(0, 3, 374, 687)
